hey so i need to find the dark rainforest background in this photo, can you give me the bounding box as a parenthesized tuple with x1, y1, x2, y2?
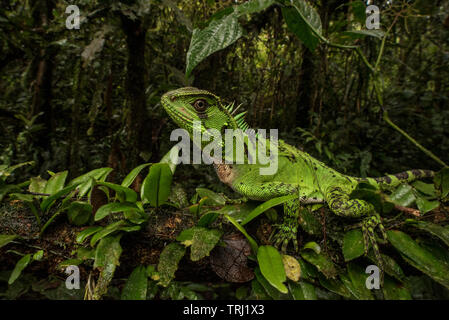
(1, 0, 449, 301)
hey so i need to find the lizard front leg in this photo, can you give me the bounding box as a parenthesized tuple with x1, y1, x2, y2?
(270, 197, 301, 252)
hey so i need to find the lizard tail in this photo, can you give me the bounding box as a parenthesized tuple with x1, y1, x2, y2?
(356, 169, 435, 189)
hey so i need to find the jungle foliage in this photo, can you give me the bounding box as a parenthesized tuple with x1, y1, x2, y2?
(1, 0, 449, 300)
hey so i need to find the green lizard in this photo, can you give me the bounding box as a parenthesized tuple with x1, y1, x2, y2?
(161, 87, 434, 258)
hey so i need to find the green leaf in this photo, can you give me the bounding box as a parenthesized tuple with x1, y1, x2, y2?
(33, 250, 44, 261)
(90, 220, 126, 247)
(76, 226, 103, 244)
(121, 266, 148, 300)
(415, 196, 439, 213)
(234, 0, 274, 16)
(68, 168, 113, 197)
(434, 168, 449, 200)
(186, 13, 243, 77)
(389, 184, 416, 207)
(412, 181, 437, 197)
(29, 176, 47, 194)
(44, 171, 68, 195)
(195, 188, 226, 206)
(343, 30, 385, 40)
(406, 220, 449, 247)
(94, 235, 122, 269)
(8, 254, 32, 285)
(67, 201, 92, 226)
(301, 250, 338, 279)
(288, 0, 322, 43)
(241, 194, 296, 226)
(288, 280, 317, 300)
(342, 229, 365, 262)
(0, 234, 18, 249)
(350, 0, 366, 24)
(141, 163, 173, 207)
(190, 227, 223, 261)
(382, 276, 412, 300)
(367, 252, 405, 282)
(341, 262, 374, 300)
(97, 181, 138, 203)
(318, 273, 352, 298)
(40, 184, 79, 212)
(257, 245, 288, 294)
(387, 230, 449, 289)
(197, 211, 220, 227)
(157, 243, 186, 287)
(121, 163, 152, 188)
(95, 202, 141, 221)
(254, 267, 288, 300)
(282, 6, 319, 51)
(302, 241, 321, 254)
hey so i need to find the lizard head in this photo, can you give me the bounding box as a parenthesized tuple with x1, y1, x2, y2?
(161, 87, 249, 142)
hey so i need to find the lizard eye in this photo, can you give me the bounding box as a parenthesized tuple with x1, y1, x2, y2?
(193, 99, 208, 112)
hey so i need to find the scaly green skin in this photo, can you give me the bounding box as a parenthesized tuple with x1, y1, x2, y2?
(161, 87, 435, 260)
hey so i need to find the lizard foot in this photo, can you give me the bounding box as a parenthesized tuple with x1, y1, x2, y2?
(269, 224, 299, 253)
(361, 213, 386, 284)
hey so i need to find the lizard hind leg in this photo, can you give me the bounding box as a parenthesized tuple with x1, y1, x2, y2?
(327, 187, 387, 283)
(270, 197, 300, 253)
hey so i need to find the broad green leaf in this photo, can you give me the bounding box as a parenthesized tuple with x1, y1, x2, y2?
(121, 163, 151, 188)
(367, 252, 405, 282)
(57, 258, 83, 269)
(301, 250, 338, 279)
(257, 246, 288, 294)
(196, 188, 226, 206)
(197, 211, 220, 227)
(186, 13, 243, 77)
(121, 266, 148, 300)
(387, 230, 449, 289)
(434, 168, 449, 200)
(342, 229, 365, 262)
(8, 254, 32, 285)
(341, 263, 374, 300)
(234, 0, 274, 16)
(349, 0, 366, 24)
(158, 243, 186, 287)
(29, 176, 47, 194)
(389, 184, 416, 207)
(289, 0, 322, 39)
(254, 267, 288, 300)
(302, 241, 321, 254)
(90, 220, 126, 246)
(241, 194, 296, 225)
(44, 171, 68, 195)
(406, 220, 449, 247)
(160, 145, 180, 174)
(251, 279, 271, 300)
(68, 168, 113, 186)
(415, 196, 439, 213)
(318, 273, 352, 298)
(382, 276, 412, 300)
(412, 181, 437, 197)
(0, 234, 18, 249)
(282, 6, 319, 51)
(40, 184, 79, 212)
(343, 30, 385, 39)
(67, 201, 92, 226)
(95, 202, 141, 221)
(94, 235, 122, 268)
(141, 163, 173, 207)
(288, 280, 317, 300)
(76, 226, 103, 244)
(33, 250, 44, 261)
(190, 227, 223, 261)
(97, 181, 138, 203)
